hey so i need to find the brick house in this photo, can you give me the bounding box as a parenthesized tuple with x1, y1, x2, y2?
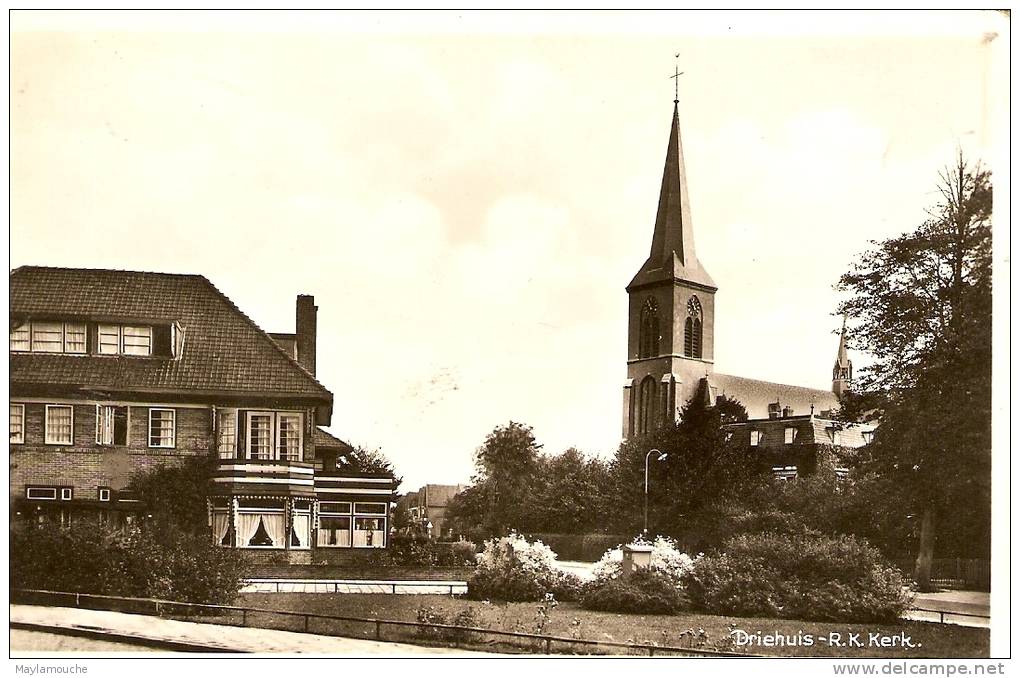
(9, 266, 396, 563)
(397, 483, 467, 539)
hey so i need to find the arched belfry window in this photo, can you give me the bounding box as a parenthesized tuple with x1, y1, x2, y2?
(639, 298, 660, 359)
(638, 375, 657, 435)
(684, 296, 703, 359)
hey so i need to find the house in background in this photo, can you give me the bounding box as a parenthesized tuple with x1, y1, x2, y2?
(397, 483, 467, 539)
(9, 266, 396, 563)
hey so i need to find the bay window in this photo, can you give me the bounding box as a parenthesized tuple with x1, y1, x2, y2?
(317, 502, 353, 548)
(148, 408, 176, 448)
(291, 501, 312, 549)
(45, 405, 74, 445)
(353, 502, 387, 549)
(236, 499, 286, 549)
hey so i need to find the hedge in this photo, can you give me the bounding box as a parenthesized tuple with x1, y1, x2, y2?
(525, 533, 631, 562)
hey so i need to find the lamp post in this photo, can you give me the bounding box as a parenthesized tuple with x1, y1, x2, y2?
(644, 448, 668, 536)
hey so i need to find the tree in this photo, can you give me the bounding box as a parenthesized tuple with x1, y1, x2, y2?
(530, 448, 613, 533)
(471, 421, 543, 535)
(836, 154, 992, 589)
(337, 445, 402, 492)
(128, 454, 219, 533)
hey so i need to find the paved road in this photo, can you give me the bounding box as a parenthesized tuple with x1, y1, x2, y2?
(903, 591, 990, 628)
(11, 629, 159, 653)
(10, 605, 487, 655)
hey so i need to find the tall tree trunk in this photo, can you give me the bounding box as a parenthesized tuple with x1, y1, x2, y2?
(914, 505, 936, 592)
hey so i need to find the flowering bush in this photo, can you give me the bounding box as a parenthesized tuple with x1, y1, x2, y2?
(466, 533, 581, 602)
(590, 535, 699, 587)
(686, 532, 912, 622)
(581, 569, 688, 615)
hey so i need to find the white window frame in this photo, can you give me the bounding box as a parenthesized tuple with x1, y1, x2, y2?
(148, 408, 176, 448)
(60, 487, 73, 501)
(96, 404, 129, 446)
(352, 514, 387, 549)
(98, 488, 112, 502)
(10, 403, 25, 444)
(750, 430, 763, 447)
(63, 323, 87, 354)
(236, 504, 287, 550)
(26, 487, 58, 500)
(31, 321, 65, 353)
(10, 324, 31, 352)
(354, 502, 387, 516)
(217, 408, 238, 459)
(121, 325, 153, 356)
(317, 503, 353, 549)
(246, 411, 275, 460)
(98, 324, 121, 355)
(276, 412, 303, 462)
(784, 427, 797, 445)
(44, 404, 74, 445)
(290, 507, 312, 550)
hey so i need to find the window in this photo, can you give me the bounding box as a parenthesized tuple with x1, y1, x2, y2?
(122, 326, 152, 356)
(99, 488, 112, 502)
(354, 516, 386, 548)
(236, 499, 286, 549)
(317, 502, 353, 548)
(247, 413, 273, 460)
(60, 488, 73, 501)
(96, 405, 128, 446)
(26, 487, 58, 500)
(784, 427, 797, 445)
(321, 502, 351, 514)
(638, 297, 660, 359)
(772, 466, 798, 482)
(98, 325, 121, 355)
(749, 430, 763, 447)
(10, 324, 30, 351)
(217, 408, 238, 459)
(32, 322, 64, 352)
(354, 502, 387, 515)
(148, 408, 176, 448)
(637, 375, 657, 435)
(64, 324, 87, 353)
(45, 405, 74, 445)
(277, 413, 302, 461)
(245, 411, 304, 461)
(211, 509, 232, 547)
(10, 404, 25, 444)
(291, 507, 311, 549)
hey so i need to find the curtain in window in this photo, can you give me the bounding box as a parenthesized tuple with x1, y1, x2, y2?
(291, 513, 310, 548)
(47, 407, 73, 444)
(212, 511, 231, 546)
(354, 518, 385, 548)
(262, 513, 286, 547)
(237, 513, 262, 547)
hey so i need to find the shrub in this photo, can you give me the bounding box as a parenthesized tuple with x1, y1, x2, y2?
(686, 532, 913, 622)
(581, 569, 688, 615)
(590, 535, 698, 587)
(415, 605, 479, 644)
(466, 533, 581, 602)
(387, 536, 478, 567)
(11, 521, 250, 605)
(526, 533, 631, 561)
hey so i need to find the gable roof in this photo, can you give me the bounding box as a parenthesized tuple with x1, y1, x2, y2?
(313, 426, 354, 452)
(708, 372, 839, 419)
(10, 266, 332, 402)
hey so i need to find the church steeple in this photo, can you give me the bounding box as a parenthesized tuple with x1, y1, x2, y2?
(628, 101, 716, 292)
(832, 317, 852, 397)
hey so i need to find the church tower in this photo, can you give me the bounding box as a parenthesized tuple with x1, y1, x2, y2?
(832, 317, 852, 398)
(622, 100, 717, 438)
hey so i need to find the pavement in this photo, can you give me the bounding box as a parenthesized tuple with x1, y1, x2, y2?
(902, 590, 990, 628)
(241, 579, 467, 594)
(10, 605, 487, 655)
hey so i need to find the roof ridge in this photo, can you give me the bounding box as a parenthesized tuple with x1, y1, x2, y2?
(197, 276, 333, 401)
(10, 265, 206, 279)
(712, 372, 834, 393)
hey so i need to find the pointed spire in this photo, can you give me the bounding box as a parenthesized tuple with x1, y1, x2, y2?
(629, 101, 715, 291)
(835, 316, 850, 368)
(832, 316, 852, 396)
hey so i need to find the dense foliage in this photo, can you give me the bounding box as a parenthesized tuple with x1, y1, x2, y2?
(589, 535, 698, 588)
(465, 533, 581, 602)
(835, 156, 992, 586)
(388, 535, 477, 567)
(581, 568, 688, 615)
(686, 533, 912, 622)
(11, 522, 251, 604)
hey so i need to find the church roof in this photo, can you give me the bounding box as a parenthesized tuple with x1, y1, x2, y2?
(628, 101, 716, 292)
(708, 372, 839, 419)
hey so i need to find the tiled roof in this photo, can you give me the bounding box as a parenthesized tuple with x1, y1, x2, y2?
(10, 266, 332, 401)
(313, 427, 353, 452)
(708, 372, 839, 419)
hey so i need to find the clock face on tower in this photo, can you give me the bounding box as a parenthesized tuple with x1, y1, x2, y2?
(687, 296, 702, 318)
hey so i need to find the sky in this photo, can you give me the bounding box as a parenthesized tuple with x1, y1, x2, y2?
(9, 11, 1008, 491)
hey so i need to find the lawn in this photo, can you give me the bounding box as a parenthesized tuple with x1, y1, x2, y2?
(230, 593, 989, 658)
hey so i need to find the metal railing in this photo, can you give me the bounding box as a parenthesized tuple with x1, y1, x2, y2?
(906, 606, 990, 625)
(242, 579, 466, 595)
(12, 588, 754, 656)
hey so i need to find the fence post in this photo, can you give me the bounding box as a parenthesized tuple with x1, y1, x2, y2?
(392, 584, 396, 594)
(375, 620, 381, 641)
(545, 638, 552, 654)
(242, 609, 247, 627)
(75, 593, 80, 608)
(304, 615, 310, 633)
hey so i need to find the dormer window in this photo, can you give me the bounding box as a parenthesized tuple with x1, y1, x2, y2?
(98, 324, 152, 356)
(10, 321, 86, 354)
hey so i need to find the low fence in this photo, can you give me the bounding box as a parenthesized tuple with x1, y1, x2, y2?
(896, 559, 991, 591)
(11, 588, 753, 656)
(241, 579, 467, 595)
(906, 607, 990, 625)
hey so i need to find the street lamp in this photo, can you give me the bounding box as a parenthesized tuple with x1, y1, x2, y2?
(644, 448, 669, 536)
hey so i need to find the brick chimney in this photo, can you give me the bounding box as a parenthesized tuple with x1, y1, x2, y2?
(295, 295, 317, 376)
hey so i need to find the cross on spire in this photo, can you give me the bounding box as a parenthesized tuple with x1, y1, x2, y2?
(670, 54, 684, 103)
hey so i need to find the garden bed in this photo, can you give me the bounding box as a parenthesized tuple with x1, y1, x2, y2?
(233, 592, 989, 658)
